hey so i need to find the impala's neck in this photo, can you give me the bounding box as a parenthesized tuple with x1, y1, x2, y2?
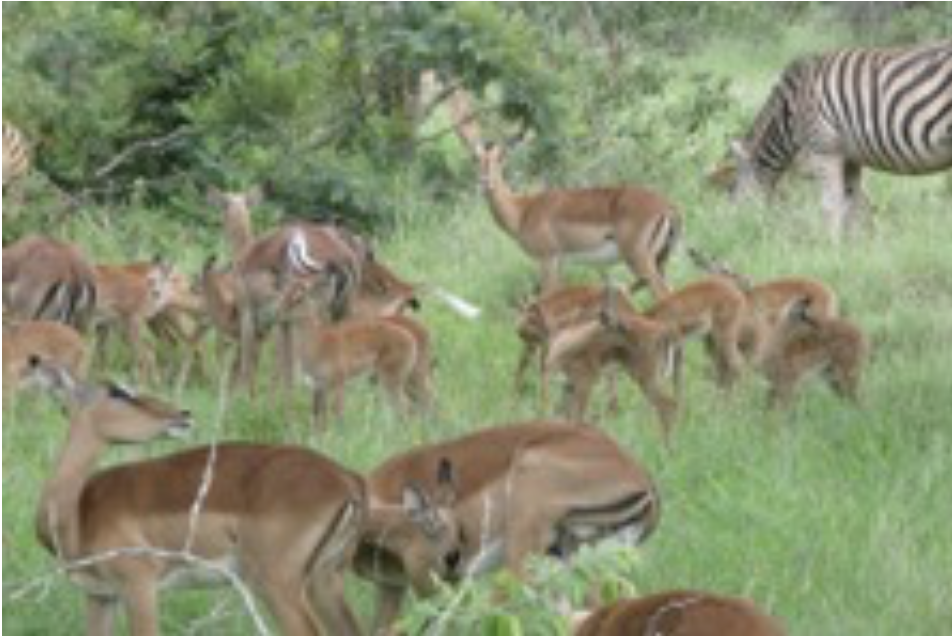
(481, 163, 525, 237)
(224, 206, 254, 258)
(37, 413, 106, 559)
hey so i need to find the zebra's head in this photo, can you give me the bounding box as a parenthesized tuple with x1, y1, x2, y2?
(728, 139, 773, 201)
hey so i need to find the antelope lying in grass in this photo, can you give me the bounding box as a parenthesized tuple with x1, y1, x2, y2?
(574, 590, 788, 636)
(90, 259, 176, 384)
(27, 356, 455, 636)
(361, 420, 660, 633)
(450, 89, 681, 295)
(543, 287, 679, 441)
(758, 314, 868, 409)
(279, 274, 435, 431)
(2, 319, 87, 398)
(2, 235, 97, 329)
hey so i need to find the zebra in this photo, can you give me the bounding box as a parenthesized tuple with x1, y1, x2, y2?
(729, 41, 952, 240)
(2, 120, 31, 188)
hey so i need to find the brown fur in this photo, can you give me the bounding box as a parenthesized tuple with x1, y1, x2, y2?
(576, 590, 788, 636)
(645, 277, 750, 392)
(2, 320, 87, 397)
(759, 315, 868, 409)
(3, 235, 97, 329)
(364, 421, 660, 633)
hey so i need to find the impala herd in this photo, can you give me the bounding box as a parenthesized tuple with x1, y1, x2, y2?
(4, 86, 879, 636)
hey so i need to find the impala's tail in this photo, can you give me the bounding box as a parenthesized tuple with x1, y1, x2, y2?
(428, 287, 482, 320)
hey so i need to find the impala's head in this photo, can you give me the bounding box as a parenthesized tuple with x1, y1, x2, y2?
(351, 256, 420, 318)
(207, 186, 263, 223)
(145, 257, 176, 311)
(25, 356, 192, 444)
(476, 142, 506, 189)
(399, 458, 464, 587)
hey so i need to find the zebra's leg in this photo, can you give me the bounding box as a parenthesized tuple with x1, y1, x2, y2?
(844, 162, 873, 236)
(811, 154, 848, 242)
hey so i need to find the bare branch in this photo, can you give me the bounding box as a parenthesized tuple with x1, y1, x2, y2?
(93, 127, 192, 181)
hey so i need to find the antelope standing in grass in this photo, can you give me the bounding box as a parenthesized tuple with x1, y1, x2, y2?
(574, 590, 788, 636)
(3, 235, 97, 330)
(90, 259, 176, 384)
(543, 287, 679, 441)
(758, 314, 868, 409)
(278, 274, 434, 431)
(687, 247, 840, 363)
(644, 276, 750, 393)
(207, 186, 262, 258)
(361, 420, 660, 633)
(27, 356, 455, 636)
(450, 89, 681, 295)
(2, 320, 87, 398)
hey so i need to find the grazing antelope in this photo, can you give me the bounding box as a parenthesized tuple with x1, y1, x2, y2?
(450, 89, 681, 295)
(644, 276, 750, 392)
(514, 284, 638, 403)
(90, 259, 176, 384)
(574, 590, 788, 636)
(3, 235, 97, 330)
(544, 287, 679, 441)
(279, 276, 434, 430)
(233, 224, 366, 394)
(688, 248, 839, 363)
(362, 420, 660, 633)
(758, 315, 868, 409)
(26, 356, 453, 636)
(348, 254, 420, 319)
(2, 320, 87, 397)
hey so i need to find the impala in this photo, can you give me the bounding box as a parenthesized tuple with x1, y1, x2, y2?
(575, 590, 788, 636)
(543, 286, 679, 440)
(90, 259, 176, 384)
(233, 224, 366, 394)
(278, 275, 434, 430)
(208, 186, 263, 258)
(27, 356, 453, 636)
(3, 235, 97, 330)
(758, 314, 868, 409)
(361, 420, 660, 633)
(688, 248, 839, 363)
(450, 89, 681, 295)
(644, 276, 750, 393)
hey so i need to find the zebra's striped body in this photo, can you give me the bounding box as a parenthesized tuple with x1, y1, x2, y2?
(2, 121, 31, 187)
(732, 41, 952, 238)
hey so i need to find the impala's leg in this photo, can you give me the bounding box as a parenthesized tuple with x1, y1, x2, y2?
(709, 318, 744, 391)
(637, 371, 679, 445)
(766, 369, 798, 410)
(604, 365, 621, 417)
(126, 318, 155, 386)
(257, 574, 322, 636)
(237, 306, 261, 396)
(86, 595, 117, 636)
(562, 372, 596, 421)
(627, 249, 669, 301)
(539, 258, 560, 293)
(122, 577, 161, 636)
(309, 569, 362, 636)
(503, 510, 560, 576)
(311, 385, 331, 433)
(513, 340, 537, 396)
(827, 362, 862, 406)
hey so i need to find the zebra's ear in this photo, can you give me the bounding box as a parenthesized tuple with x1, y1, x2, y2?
(729, 139, 750, 163)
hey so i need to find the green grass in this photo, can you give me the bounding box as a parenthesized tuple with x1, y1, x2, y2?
(4, 32, 952, 636)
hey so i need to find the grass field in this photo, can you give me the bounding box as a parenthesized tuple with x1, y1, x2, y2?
(4, 29, 952, 636)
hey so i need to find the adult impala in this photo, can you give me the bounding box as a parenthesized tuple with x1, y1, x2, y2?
(450, 89, 681, 295)
(27, 356, 454, 636)
(360, 420, 660, 633)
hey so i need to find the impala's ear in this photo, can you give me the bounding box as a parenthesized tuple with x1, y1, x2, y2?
(434, 457, 457, 507)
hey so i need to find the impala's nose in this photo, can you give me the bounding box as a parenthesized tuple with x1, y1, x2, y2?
(444, 549, 462, 574)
